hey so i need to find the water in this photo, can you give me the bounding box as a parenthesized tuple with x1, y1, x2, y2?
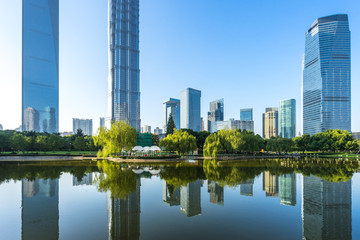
(0, 159, 359, 240)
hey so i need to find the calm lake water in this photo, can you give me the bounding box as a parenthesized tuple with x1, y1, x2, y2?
(0, 159, 359, 240)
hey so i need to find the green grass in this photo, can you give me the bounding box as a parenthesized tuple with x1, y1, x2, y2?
(0, 151, 98, 156)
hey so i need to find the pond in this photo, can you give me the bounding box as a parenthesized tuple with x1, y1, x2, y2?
(0, 159, 359, 240)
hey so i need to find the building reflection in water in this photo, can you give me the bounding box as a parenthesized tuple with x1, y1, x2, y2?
(162, 181, 180, 206)
(107, 178, 141, 240)
(180, 180, 201, 217)
(263, 171, 279, 197)
(240, 179, 254, 197)
(73, 173, 93, 186)
(279, 173, 296, 206)
(22, 178, 59, 240)
(207, 181, 224, 206)
(302, 175, 352, 240)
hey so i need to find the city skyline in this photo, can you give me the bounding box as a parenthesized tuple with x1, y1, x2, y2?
(1, 1, 360, 135)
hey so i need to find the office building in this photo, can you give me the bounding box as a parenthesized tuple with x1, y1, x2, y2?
(107, 0, 141, 131)
(240, 179, 254, 197)
(263, 171, 279, 197)
(22, 178, 59, 239)
(263, 107, 279, 139)
(73, 173, 93, 186)
(302, 175, 351, 239)
(163, 98, 180, 131)
(154, 127, 163, 135)
(303, 14, 351, 135)
(279, 173, 296, 206)
(73, 118, 93, 136)
(207, 99, 224, 132)
(100, 117, 105, 128)
(142, 125, 151, 133)
(210, 119, 254, 133)
(162, 181, 180, 206)
(279, 99, 296, 138)
(180, 180, 201, 217)
(352, 132, 360, 139)
(22, 0, 59, 133)
(207, 181, 224, 206)
(180, 88, 201, 131)
(240, 108, 253, 121)
(0, 124, 3, 131)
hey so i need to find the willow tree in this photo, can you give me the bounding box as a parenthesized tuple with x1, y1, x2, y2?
(93, 121, 137, 158)
(159, 129, 197, 156)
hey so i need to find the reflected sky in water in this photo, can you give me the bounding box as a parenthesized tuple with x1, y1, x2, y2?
(0, 160, 359, 240)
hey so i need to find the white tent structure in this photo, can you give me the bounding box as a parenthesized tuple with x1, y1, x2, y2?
(132, 146, 144, 152)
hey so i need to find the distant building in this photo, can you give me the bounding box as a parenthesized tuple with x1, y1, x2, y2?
(15, 125, 22, 132)
(154, 127, 163, 135)
(240, 179, 254, 197)
(73, 118, 93, 136)
(352, 132, 360, 140)
(73, 173, 93, 186)
(180, 88, 201, 131)
(279, 173, 296, 206)
(263, 107, 279, 139)
(200, 117, 205, 131)
(207, 99, 224, 132)
(0, 124, 3, 131)
(99, 117, 105, 128)
(280, 99, 296, 138)
(303, 14, 351, 135)
(240, 108, 253, 121)
(263, 171, 279, 197)
(142, 125, 151, 133)
(23, 107, 40, 132)
(180, 180, 201, 217)
(60, 132, 72, 137)
(207, 181, 224, 205)
(210, 119, 254, 133)
(162, 181, 180, 206)
(163, 98, 180, 131)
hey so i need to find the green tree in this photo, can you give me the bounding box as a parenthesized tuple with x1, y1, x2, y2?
(166, 113, 176, 136)
(36, 135, 50, 153)
(203, 133, 223, 157)
(11, 133, 28, 154)
(152, 134, 160, 146)
(160, 129, 197, 156)
(48, 134, 63, 152)
(74, 136, 87, 151)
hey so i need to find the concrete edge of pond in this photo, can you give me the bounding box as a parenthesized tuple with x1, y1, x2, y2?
(0, 156, 85, 161)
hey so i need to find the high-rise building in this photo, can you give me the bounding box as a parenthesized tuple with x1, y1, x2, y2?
(22, 178, 59, 239)
(263, 108, 279, 139)
(22, 0, 59, 133)
(180, 180, 201, 217)
(302, 175, 351, 239)
(141, 125, 151, 133)
(180, 88, 201, 131)
(240, 179, 254, 197)
(303, 14, 351, 135)
(279, 173, 296, 206)
(207, 99, 224, 132)
(210, 119, 254, 133)
(73, 173, 93, 186)
(279, 99, 296, 138)
(207, 181, 224, 206)
(0, 124, 3, 131)
(240, 108, 253, 121)
(73, 118, 93, 136)
(154, 127, 163, 135)
(107, 0, 141, 131)
(263, 171, 279, 197)
(100, 117, 105, 128)
(200, 117, 205, 131)
(163, 98, 180, 131)
(162, 181, 180, 206)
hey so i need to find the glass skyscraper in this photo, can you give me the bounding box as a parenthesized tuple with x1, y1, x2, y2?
(240, 108, 253, 121)
(163, 98, 180, 131)
(107, 0, 141, 131)
(22, 0, 59, 133)
(279, 99, 296, 138)
(180, 88, 201, 131)
(207, 99, 224, 132)
(303, 14, 351, 135)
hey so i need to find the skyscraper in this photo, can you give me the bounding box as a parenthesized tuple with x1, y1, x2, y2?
(207, 181, 224, 206)
(107, 0, 141, 131)
(263, 171, 279, 197)
(180, 88, 201, 131)
(100, 117, 105, 128)
(263, 108, 279, 139)
(207, 99, 224, 132)
(240, 108, 253, 121)
(279, 99, 296, 138)
(163, 98, 180, 131)
(22, 0, 59, 133)
(180, 180, 201, 217)
(162, 181, 180, 206)
(240, 179, 254, 197)
(303, 14, 351, 135)
(279, 173, 296, 206)
(73, 118, 93, 136)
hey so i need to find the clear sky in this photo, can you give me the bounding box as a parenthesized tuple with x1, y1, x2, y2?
(0, 0, 359, 135)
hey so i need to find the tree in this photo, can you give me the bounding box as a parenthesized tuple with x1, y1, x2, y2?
(11, 133, 28, 154)
(152, 134, 160, 146)
(203, 133, 223, 157)
(166, 113, 176, 136)
(74, 136, 87, 151)
(160, 130, 197, 156)
(48, 134, 63, 152)
(36, 135, 50, 153)
(93, 121, 137, 158)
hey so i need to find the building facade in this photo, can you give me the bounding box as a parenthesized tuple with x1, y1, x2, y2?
(107, 0, 141, 131)
(240, 108, 253, 121)
(207, 99, 224, 132)
(263, 171, 279, 197)
(180, 88, 201, 131)
(263, 107, 279, 139)
(279, 173, 296, 206)
(154, 127, 163, 135)
(279, 99, 296, 138)
(210, 119, 254, 133)
(73, 118, 93, 136)
(0, 124, 3, 131)
(22, 0, 59, 133)
(303, 14, 351, 135)
(163, 98, 180, 131)
(100, 117, 105, 128)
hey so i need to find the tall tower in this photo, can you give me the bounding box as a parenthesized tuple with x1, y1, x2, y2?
(262, 107, 279, 139)
(163, 98, 181, 131)
(107, 0, 141, 131)
(279, 99, 296, 138)
(180, 88, 201, 131)
(303, 14, 351, 135)
(22, 0, 59, 133)
(207, 99, 224, 132)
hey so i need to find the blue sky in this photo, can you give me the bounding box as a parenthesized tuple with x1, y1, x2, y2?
(0, 0, 359, 135)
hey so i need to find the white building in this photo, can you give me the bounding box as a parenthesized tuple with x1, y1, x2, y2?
(73, 118, 93, 136)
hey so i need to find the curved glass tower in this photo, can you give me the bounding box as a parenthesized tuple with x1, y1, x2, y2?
(22, 0, 59, 133)
(302, 14, 351, 135)
(107, 0, 141, 131)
